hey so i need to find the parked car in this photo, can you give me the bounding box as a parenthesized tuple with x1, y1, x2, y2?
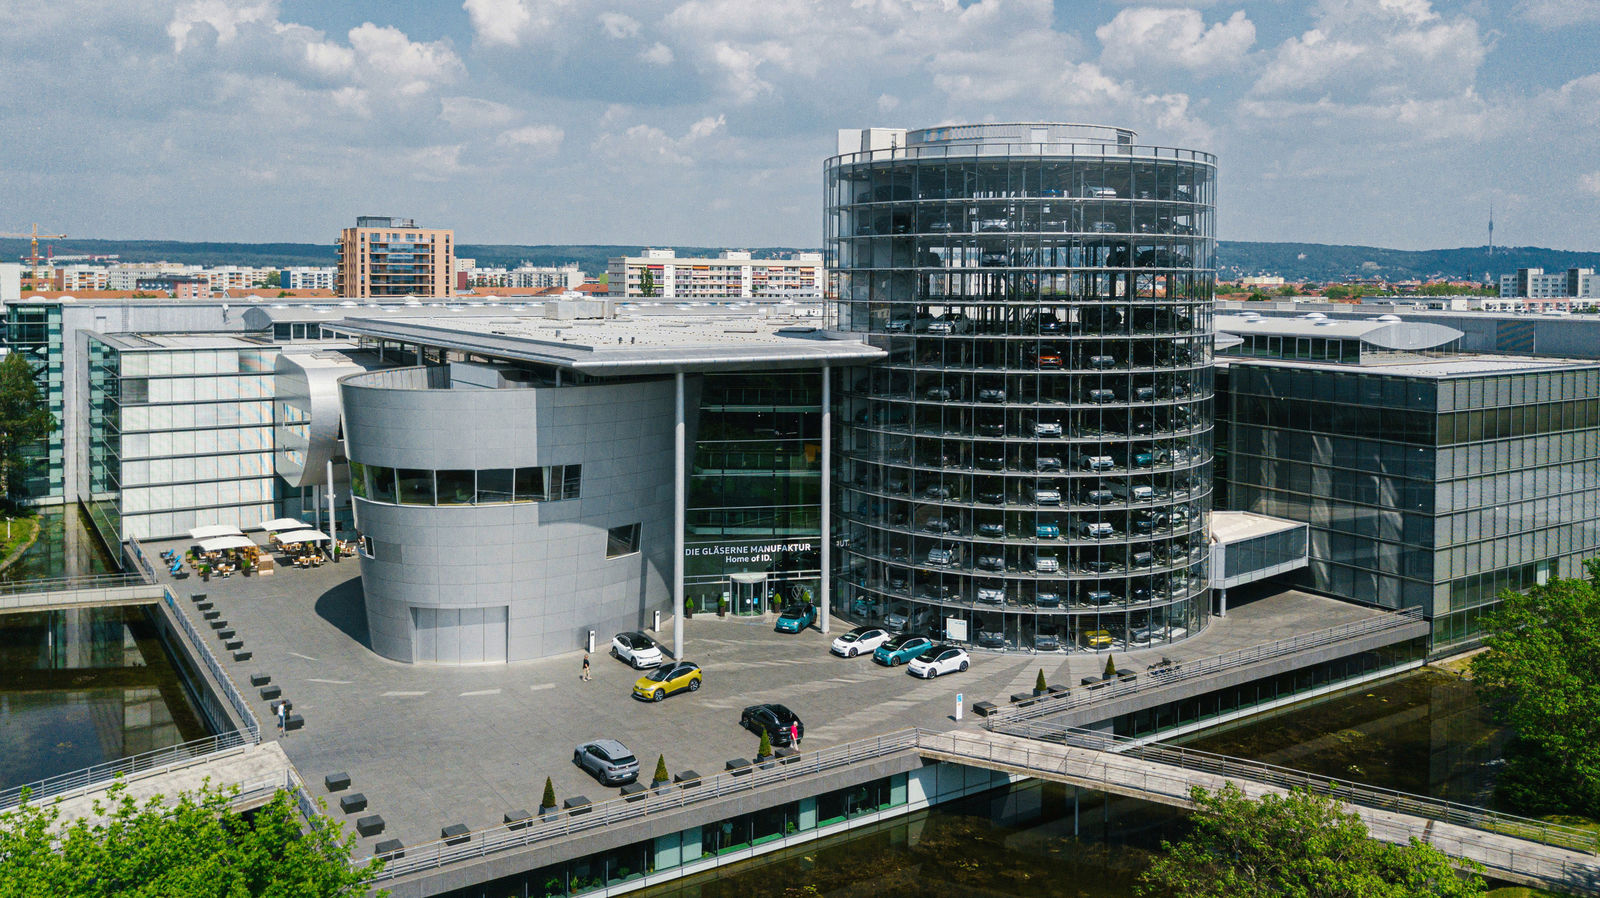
(977, 387, 1007, 403)
(884, 605, 911, 631)
(831, 625, 891, 657)
(740, 703, 804, 746)
(977, 521, 1006, 538)
(1035, 589, 1062, 608)
(927, 546, 957, 566)
(1036, 523, 1060, 539)
(976, 585, 1006, 605)
(610, 631, 663, 669)
(573, 739, 640, 785)
(908, 645, 970, 678)
(874, 633, 934, 666)
(1081, 630, 1113, 649)
(976, 554, 1006, 572)
(775, 602, 817, 633)
(975, 630, 1006, 649)
(632, 661, 703, 701)
(1032, 631, 1061, 652)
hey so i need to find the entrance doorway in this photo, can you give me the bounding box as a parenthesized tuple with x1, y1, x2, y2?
(730, 573, 766, 616)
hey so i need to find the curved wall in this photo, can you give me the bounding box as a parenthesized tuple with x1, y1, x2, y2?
(340, 365, 685, 663)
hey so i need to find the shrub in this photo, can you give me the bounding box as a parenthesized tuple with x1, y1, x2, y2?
(653, 754, 669, 785)
(1036, 668, 1048, 692)
(1104, 653, 1117, 678)
(541, 776, 556, 810)
(758, 729, 773, 758)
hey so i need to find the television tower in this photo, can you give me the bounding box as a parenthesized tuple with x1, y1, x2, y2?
(1488, 202, 1495, 256)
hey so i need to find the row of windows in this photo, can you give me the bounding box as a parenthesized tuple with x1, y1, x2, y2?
(120, 428, 274, 459)
(114, 349, 278, 377)
(119, 400, 275, 430)
(350, 461, 581, 506)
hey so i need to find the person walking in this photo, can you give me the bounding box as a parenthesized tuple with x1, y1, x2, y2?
(581, 653, 591, 682)
(276, 701, 287, 737)
(790, 721, 800, 749)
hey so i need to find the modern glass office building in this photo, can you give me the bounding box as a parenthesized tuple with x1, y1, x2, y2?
(3, 301, 63, 500)
(826, 123, 1216, 652)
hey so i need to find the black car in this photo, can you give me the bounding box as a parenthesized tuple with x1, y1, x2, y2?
(975, 630, 1006, 649)
(741, 703, 804, 747)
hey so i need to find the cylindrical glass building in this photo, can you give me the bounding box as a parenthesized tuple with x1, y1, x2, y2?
(826, 123, 1216, 653)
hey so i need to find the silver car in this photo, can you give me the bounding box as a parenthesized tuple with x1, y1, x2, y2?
(574, 739, 640, 785)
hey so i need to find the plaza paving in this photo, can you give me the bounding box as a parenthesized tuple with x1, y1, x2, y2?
(146, 539, 1387, 853)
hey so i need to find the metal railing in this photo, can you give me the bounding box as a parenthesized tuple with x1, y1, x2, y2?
(161, 587, 261, 739)
(0, 729, 258, 810)
(366, 729, 922, 883)
(979, 720, 1600, 860)
(125, 535, 157, 584)
(987, 607, 1426, 723)
(0, 572, 146, 598)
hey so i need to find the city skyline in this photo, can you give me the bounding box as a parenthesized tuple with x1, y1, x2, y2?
(2, 0, 1598, 250)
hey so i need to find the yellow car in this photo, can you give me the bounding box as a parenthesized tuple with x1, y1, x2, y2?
(1081, 629, 1113, 649)
(632, 661, 703, 702)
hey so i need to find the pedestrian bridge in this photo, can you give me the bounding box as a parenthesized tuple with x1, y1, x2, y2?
(922, 725, 1600, 894)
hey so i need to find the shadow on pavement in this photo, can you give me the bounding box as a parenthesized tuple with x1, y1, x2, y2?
(313, 576, 372, 650)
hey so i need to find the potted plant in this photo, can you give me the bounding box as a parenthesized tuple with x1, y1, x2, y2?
(239, 555, 253, 577)
(1103, 653, 1117, 680)
(1034, 668, 1049, 697)
(652, 755, 670, 794)
(540, 777, 558, 820)
(199, 563, 211, 582)
(756, 729, 773, 761)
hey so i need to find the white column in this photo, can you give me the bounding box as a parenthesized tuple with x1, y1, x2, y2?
(1217, 587, 1227, 617)
(326, 459, 338, 562)
(673, 370, 686, 659)
(819, 365, 832, 635)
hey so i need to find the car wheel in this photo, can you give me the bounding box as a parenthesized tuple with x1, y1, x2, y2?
(610, 647, 619, 659)
(848, 647, 858, 657)
(890, 656, 900, 666)
(931, 667, 941, 678)
(573, 750, 583, 766)
(688, 678, 701, 692)
(959, 661, 969, 672)
(653, 688, 666, 702)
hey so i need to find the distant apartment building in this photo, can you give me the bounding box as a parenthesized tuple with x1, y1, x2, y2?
(279, 266, 337, 291)
(1500, 267, 1598, 300)
(135, 275, 208, 299)
(335, 216, 454, 298)
(204, 266, 272, 292)
(511, 265, 584, 290)
(0, 263, 18, 302)
(107, 262, 201, 291)
(50, 265, 110, 292)
(606, 249, 823, 299)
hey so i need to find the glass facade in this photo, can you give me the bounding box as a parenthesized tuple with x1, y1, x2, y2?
(3, 302, 63, 500)
(685, 372, 823, 616)
(84, 336, 281, 543)
(827, 123, 1216, 653)
(1225, 361, 1600, 648)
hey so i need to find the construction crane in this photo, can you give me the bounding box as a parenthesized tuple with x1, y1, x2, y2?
(1, 224, 67, 290)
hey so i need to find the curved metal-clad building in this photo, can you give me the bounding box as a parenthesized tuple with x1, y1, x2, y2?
(826, 123, 1216, 652)
(340, 363, 684, 664)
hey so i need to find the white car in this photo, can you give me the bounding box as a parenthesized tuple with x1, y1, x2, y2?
(610, 631, 663, 669)
(831, 626, 891, 658)
(908, 645, 970, 679)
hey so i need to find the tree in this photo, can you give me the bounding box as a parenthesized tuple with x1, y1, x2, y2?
(652, 754, 669, 785)
(1471, 560, 1600, 817)
(1035, 668, 1048, 693)
(1138, 783, 1483, 898)
(0, 352, 56, 507)
(1104, 653, 1117, 679)
(1247, 290, 1269, 302)
(0, 779, 382, 898)
(639, 268, 655, 297)
(757, 729, 773, 759)
(1323, 285, 1354, 300)
(1275, 285, 1296, 296)
(541, 776, 557, 810)
(263, 270, 282, 288)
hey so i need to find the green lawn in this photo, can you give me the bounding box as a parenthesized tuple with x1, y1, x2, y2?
(0, 514, 39, 562)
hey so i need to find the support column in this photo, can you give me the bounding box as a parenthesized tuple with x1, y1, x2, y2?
(673, 370, 686, 660)
(326, 459, 338, 562)
(819, 365, 831, 635)
(1217, 587, 1227, 617)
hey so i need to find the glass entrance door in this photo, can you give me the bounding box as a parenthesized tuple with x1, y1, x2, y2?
(731, 576, 765, 616)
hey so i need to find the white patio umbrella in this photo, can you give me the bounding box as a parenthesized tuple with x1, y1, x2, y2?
(276, 529, 331, 544)
(199, 535, 257, 552)
(189, 524, 245, 540)
(256, 518, 309, 533)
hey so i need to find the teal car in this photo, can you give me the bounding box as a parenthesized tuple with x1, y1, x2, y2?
(1036, 523, 1060, 539)
(775, 602, 817, 633)
(873, 633, 933, 666)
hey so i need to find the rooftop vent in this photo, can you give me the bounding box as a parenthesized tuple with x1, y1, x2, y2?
(1302, 312, 1327, 320)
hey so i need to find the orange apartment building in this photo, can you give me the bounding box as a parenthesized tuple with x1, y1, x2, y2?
(335, 216, 454, 298)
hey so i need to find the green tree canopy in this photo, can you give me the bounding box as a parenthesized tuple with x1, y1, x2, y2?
(0, 351, 56, 506)
(0, 780, 381, 897)
(1472, 560, 1600, 817)
(1138, 783, 1483, 898)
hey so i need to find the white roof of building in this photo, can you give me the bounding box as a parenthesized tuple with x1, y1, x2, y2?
(1215, 314, 1463, 350)
(1210, 511, 1307, 545)
(1230, 354, 1596, 378)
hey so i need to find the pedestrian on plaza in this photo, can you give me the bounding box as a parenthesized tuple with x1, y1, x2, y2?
(581, 653, 591, 681)
(276, 701, 287, 736)
(790, 721, 800, 749)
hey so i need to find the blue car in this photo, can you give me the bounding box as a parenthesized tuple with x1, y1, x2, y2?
(775, 602, 817, 633)
(1036, 523, 1060, 540)
(873, 634, 933, 667)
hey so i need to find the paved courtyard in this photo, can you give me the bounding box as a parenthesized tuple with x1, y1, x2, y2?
(146, 539, 1386, 852)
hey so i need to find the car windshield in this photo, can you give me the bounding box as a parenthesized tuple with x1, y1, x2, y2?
(645, 666, 676, 682)
(838, 632, 859, 642)
(915, 648, 943, 662)
(780, 606, 805, 617)
(884, 635, 912, 649)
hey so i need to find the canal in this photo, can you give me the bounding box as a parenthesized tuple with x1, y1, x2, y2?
(0, 505, 122, 585)
(640, 669, 1535, 898)
(0, 604, 211, 789)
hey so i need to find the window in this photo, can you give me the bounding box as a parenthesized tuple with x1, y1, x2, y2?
(607, 523, 641, 558)
(396, 468, 434, 505)
(435, 469, 474, 505)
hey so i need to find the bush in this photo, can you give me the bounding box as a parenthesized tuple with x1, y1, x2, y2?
(1035, 668, 1048, 692)
(653, 754, 669, 785)
(1104, 653, 1117, 678)
(757, 729, 773, 759)
(541, 776, 556, 809)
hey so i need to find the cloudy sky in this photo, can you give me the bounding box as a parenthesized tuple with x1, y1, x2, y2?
(3, 0, 1598, 250)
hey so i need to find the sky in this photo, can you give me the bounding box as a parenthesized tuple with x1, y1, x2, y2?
(2, 0, 1598, 251)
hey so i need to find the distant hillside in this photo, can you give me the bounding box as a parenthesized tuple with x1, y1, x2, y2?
(4, 237, 1596, 283)
(1218, 242, 1600, 284)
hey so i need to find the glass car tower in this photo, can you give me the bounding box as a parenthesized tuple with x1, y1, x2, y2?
(826, 123, 1216, 653)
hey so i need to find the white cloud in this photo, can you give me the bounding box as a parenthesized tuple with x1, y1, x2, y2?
(1253, 0, 1484, 100)
(1097, 8, 1256, 74)
(167, 0, 275, 51)
(440, 96, 519, 129)
(496, 124, 565, 153)
(877, 93, 899, 112)
(462, 0, 574, 48)
(1514, 0, 1600, 26)
(347, 23, 463, 95)
(639, 42, 674, 65)
(599, 11, 640, 39)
